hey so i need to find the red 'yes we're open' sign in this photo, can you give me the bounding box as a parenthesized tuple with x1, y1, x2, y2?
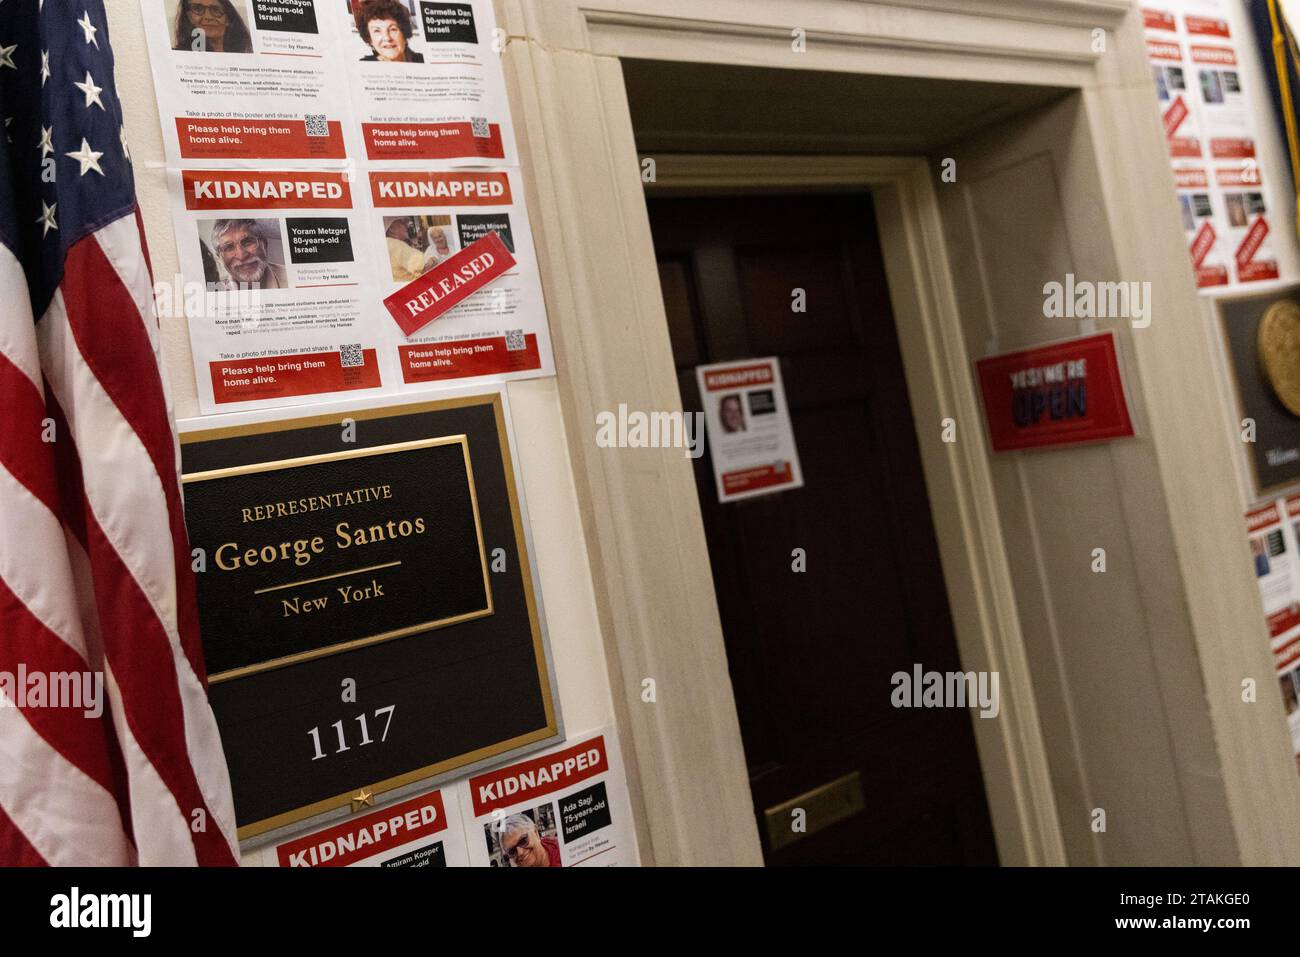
(974, 332, 1135, 452)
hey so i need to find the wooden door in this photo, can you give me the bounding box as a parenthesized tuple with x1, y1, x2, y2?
(648, 191, 998, 866)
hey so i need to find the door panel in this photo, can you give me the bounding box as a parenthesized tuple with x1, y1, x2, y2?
(649, 192, 999, 866)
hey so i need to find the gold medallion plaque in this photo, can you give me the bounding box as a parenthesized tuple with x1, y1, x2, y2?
(1258, 299, 1300, 417)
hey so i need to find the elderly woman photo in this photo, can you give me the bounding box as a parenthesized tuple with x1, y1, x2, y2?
(494, 813, 560, 868)
(355, 0, 425, 63)
(172, 0, 253, 54)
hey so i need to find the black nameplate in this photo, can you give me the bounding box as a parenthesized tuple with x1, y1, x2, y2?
(180, 395, 559, 842)
(184, 437, 491, 681)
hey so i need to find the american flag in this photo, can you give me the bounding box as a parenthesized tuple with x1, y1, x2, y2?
(0, 0, 236, 864)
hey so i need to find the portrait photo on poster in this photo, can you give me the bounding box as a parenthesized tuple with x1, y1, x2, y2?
(486, 802, 561, 868)
(199, 217, 289, 291)
(169, 0, 255, 55)
(350, 0, 429, 63)
(342, 0, 489, 61)
(383, 214, 458, 282)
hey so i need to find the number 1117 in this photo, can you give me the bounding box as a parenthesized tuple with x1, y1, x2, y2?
(308, 705, 396, 760)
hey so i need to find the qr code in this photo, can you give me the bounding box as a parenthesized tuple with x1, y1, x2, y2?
(340, 343, 364, 367)
(505, 329, 526, 351)
(470, 116, 489, 138)
(305, 114, 329, 137)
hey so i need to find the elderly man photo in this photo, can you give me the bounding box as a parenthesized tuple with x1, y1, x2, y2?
(207, 219, 288, 291)
(495, 812, 561, 868)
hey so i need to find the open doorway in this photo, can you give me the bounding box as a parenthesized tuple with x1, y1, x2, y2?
(647, 190, 999, 864)
(624, 60, 1080, 865)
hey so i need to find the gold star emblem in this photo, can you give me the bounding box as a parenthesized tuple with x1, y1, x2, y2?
(350, 789, 374, 812)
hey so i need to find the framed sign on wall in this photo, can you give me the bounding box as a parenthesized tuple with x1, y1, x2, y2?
(179, 388, 561, 845)
(1218, 286, 1300, 498)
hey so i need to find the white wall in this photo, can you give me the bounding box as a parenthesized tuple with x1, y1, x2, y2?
(104, 1, 619, 860)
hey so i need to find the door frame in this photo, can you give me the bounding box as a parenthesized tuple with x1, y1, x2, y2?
(497, 0, 1300, 866)
(644, 154, 1066, 867)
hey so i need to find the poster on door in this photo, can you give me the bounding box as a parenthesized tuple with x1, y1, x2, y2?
(695, 357, 804, 503)
(457, 728, 641, 868)
(1141, 1, 1280, 287)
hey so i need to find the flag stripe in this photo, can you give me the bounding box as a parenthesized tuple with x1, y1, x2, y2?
(100, 666, 199, 867)
(39, 385, 236, 865)
(0, 689, 134, 866)
(70, 219, 207, 679)
(0, 465, 85, 656)
(0, 252, 43, 389)
(0, 571, 130, 828)
(38, 292, 183, 655)
(0, 358, 87, 653)
(0, 804, 48, 867)
(0, 241, 137, 859)
(0, 351, 60, 512)
(90, 225, 239, 827)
